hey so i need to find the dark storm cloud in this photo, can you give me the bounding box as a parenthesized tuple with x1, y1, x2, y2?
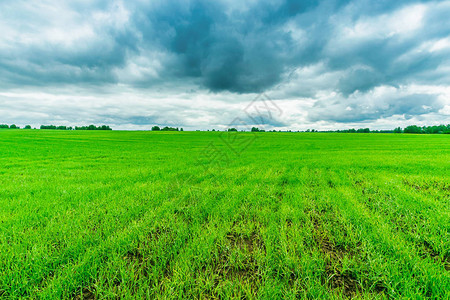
(337, 68, 384, 96)
(1, 0, 449, 94)
(129, 0, 450, 95)
(130, 0, 302, 93)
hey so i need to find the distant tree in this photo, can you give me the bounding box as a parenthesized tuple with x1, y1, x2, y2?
(10, 124, 18, 129)
(0, 124, 9, 129)
(74, 125, 111, 130)
(180, 128, 184, 131)
(444, 124, 450, 134)
(356, 128, 370, 133)
(251, 127, 260, 132)
(404, 125, 422, 134)
(228, 128, 237, 132)
(38, 124, 109, 130)
(151, 126, 161, 131)
(421, 124, 447, 134)
(394, 127, 402, 133)
(161, 126, 178, 131)
(24, 125, 32, 129)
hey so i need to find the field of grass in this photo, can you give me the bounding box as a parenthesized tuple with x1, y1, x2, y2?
(0, 130, 449, 299)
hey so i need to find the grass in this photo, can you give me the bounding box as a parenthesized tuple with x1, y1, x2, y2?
(0, 130, 449, 299)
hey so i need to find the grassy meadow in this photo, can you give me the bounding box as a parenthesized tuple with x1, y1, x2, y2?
(0, 130, 449, 299)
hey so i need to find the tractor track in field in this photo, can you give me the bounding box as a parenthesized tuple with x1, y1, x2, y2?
(89, 225, 180, 298)
(306, 201, 388, 298)
(193, 221, 266, 298)
(310, 214, 362, 297)
(73, 287, 96, 300)
(354, 178, 450, 273)
(421, 240, 450, 271)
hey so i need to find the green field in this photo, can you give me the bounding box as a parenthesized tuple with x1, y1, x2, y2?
(0, 130, 449, 299)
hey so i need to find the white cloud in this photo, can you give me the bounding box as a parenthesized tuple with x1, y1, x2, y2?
(341, 4, 426, 40)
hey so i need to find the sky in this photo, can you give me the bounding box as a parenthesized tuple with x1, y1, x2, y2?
(0, 0, 449, 131)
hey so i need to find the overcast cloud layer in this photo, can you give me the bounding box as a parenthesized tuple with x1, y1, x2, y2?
(0, 0, 449, 130)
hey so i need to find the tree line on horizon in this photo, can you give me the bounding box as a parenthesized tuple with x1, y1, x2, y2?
(151, 126, 183, 131)
(223, 124, 450, 134)
(329, 124, 450, 134)
(1, 123, 449, 133)
(42, 125, 112, 130)
(0, 124, 112, 130)
(227, 124, 450, 134)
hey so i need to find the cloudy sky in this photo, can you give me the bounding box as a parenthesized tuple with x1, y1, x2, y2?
(1, 0, 449, 130)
